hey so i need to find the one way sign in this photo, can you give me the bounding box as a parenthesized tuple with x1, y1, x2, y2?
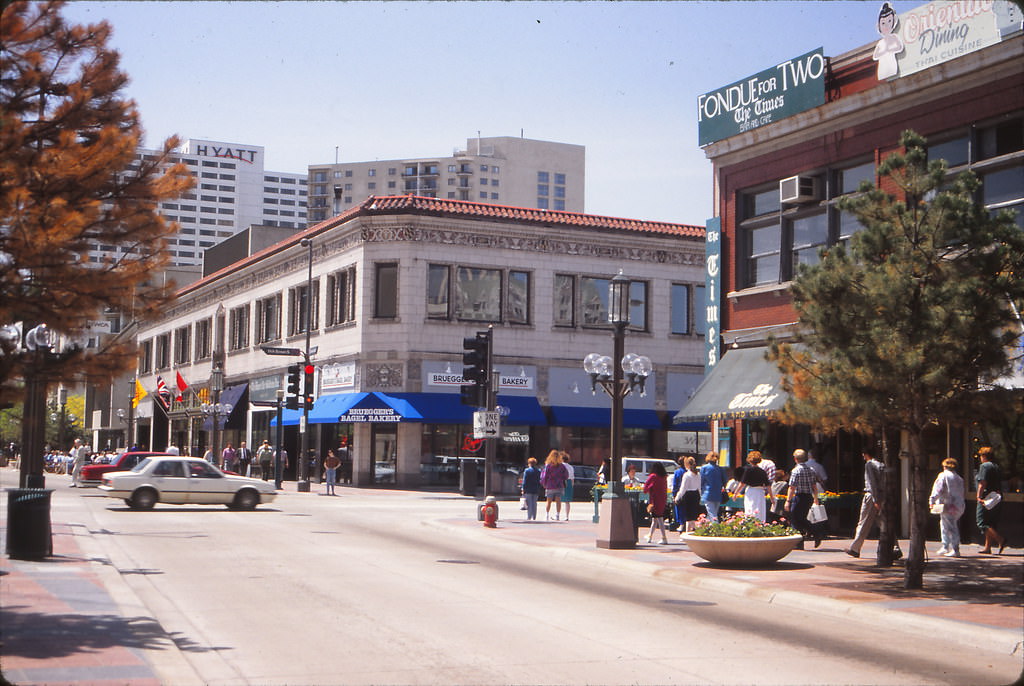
(473, 410, 501, 439)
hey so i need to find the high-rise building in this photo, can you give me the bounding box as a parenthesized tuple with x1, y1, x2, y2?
(90, 139, 308, 269)
(306, 136, 584, 224)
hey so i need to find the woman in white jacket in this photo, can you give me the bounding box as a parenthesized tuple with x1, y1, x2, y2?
(929, 457, 966, 557)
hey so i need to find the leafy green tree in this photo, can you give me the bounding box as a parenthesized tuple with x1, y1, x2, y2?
(0, 0, 192, 402)
(770, 130, 1024, 589)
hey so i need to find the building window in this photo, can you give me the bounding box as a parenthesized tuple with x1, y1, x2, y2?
(506, 270, 530, 324)
(327, 267, 357, 326)
(173, 325, 191, 365)
(537, 184, 549, 196)
(375, 263, 398, 319)
(256, 294, 282, 343)
(553, 274, 575, 327)
(194, 318, 212, 360)
(694, 285, 707, 336)
(454, 266, 501, 322)
(537, 197, 549, 209)
(567, 275, 649, 331)
(139, 339, 153, 373)
(554, 173, 566, 185)
(229, 305, 250, 351)
(791, 211, 828, 269)
(427, 264, 450, 319)
(288, 280, 320, 336)
(538, 171, 549, 183)
(671, 283, 691, 335)
(154, 333, 170, 370)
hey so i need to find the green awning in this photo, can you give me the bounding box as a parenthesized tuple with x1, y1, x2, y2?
(673, 347, 788, 423)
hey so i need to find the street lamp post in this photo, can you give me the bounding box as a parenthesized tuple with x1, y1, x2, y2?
(55, 387, 68, 450)
(583, 271, 652, 550)
(296, 237, 314, 492)
(201, 361, 232, 468)
(275, 388, 284, 489)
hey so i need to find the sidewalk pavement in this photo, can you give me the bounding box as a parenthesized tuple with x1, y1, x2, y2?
(2, 484, 1022, 685)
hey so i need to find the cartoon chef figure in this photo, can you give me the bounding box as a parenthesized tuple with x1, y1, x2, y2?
(872, 2, 904, 80)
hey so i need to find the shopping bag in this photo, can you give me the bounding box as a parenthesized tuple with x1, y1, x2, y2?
(808, 503, 828, 524)
(929, 503, 944, 515)
(982, 492, 1002, 510)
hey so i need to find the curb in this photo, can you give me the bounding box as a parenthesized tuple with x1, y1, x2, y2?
(427, 518, 1023, 657)
(67, 520, 206, 686)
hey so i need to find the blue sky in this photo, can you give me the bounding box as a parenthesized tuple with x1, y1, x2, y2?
(60, 1, 919, 225)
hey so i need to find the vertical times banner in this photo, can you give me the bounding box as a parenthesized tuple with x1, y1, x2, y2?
(704, 217, 722, 376)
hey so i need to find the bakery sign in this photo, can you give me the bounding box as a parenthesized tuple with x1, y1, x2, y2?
(697, 48, 826, 146)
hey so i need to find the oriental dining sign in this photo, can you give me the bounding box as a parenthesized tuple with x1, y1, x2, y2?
(697, 48, 826, 146)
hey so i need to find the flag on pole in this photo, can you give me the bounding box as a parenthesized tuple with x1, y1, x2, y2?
(132, 378, 147, 408)
(175, 370, 189, 402)
(155, 375, 172, 409)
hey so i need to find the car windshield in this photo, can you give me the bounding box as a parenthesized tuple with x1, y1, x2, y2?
(574, 466, 599, 479)
(131, 458, 152, 473)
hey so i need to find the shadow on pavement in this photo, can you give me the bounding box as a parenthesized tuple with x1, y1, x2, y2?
(0, 606, 219, 658)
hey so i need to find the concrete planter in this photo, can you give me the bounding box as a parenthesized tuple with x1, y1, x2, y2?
(680, 533, 803, 566)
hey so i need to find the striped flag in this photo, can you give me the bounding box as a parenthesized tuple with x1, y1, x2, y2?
(155, 375, 172, 409)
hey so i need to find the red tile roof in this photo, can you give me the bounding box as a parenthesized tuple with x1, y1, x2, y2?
(181, 196, 704, 296)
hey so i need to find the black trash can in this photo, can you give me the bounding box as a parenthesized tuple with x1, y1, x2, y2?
(459, 461, 478, 497)
(6, 488, 54, 560)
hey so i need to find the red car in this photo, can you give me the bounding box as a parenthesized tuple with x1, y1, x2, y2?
(78, 452, 173, 487)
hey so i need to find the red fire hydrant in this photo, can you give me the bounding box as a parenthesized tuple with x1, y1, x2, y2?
(481, 496, 499, 528)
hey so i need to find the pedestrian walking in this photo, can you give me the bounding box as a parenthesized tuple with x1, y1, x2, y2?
(520, 457, 541, 520)
(768, 469, 788, 523)
(929, 457, 965, 557)
(236, 441, 252, 477)
(845, 450, 902, 559)
(257, 440, 274, 481)
(699, 452, 725, 521)
(69, 438, 86, 487)
(785, 449, 822, 549)
(540, 450, 568, 521)
(221, 443, 236, 472)
(975, 447, 1007, 554)
(643, 461, 669, 544)
(561, 452, 575, 520)
(165, 444, 180, 455)
(737, 451, 771, 522)
(671, 456, 687, 532)
(673, 455, 702, 534)
(323, 449, 341, 495)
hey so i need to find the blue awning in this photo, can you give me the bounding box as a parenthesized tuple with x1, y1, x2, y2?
(269, 408, 302, 427)
(202, 383, 248, 432)
(389, 393, 548, 426)
(308, 392, 423, 424)
(549, 405, 665, 430)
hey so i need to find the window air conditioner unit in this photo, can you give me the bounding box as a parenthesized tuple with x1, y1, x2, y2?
(780, 175, 820, 204)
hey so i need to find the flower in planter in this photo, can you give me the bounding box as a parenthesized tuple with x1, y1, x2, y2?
(691, 513, 799, 538)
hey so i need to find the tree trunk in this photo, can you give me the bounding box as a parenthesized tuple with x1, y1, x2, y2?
(876, 429, 898, 567)
(904, 429, 928, 589)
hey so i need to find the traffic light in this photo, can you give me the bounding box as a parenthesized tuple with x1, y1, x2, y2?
(286, 364, 301, 410)
(461, 330, 491, 407)
(303, 364, 316, 408)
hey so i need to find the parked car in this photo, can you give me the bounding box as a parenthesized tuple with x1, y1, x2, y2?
(99, 456, 278, 510)
(622, 457, 678, 484)
(79, 451, 171, 487)
(568, 464, 600, 501)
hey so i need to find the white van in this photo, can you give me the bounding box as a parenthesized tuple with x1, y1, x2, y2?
(622, 456, 679, 483)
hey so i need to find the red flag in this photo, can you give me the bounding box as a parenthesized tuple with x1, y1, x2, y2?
(175, 370, 189, 402)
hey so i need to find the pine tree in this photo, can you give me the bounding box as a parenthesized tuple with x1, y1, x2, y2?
(769, 130, 1024, 589)
(0, 0, 193, 401)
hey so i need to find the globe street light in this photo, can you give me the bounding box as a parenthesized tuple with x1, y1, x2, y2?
(582, 271, 652, 550)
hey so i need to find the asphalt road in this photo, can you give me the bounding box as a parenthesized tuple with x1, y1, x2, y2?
(59, 483, 1020, 685)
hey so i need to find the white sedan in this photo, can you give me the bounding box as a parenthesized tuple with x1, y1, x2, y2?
(99, 456, 278, 511)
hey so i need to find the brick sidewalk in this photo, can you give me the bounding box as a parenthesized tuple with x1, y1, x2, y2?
(1, 521, 165, 686)
(435, 511, 1024, 652)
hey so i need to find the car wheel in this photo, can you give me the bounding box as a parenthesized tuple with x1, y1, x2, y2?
(130, 488, 157, 510)
(124, 499, 133, 507)
(233, 489, 260, 511)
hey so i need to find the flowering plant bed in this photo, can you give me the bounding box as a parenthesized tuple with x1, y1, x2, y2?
(691, 514, 799, 538)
